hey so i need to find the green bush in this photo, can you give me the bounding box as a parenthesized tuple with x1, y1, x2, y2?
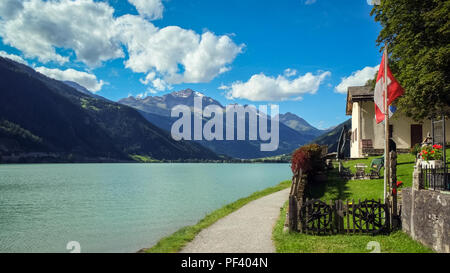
(410, 143, 421, 156)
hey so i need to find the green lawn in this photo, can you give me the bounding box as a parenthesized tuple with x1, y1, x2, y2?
(272, 150, 447, 253)
(145, 180, 292, 253)
(273, 203, 433, 253)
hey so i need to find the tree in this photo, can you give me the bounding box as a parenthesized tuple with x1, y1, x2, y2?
(371, 0, 450, 120)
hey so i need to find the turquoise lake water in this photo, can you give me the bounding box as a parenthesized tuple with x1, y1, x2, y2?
(0, 163, 291, 253)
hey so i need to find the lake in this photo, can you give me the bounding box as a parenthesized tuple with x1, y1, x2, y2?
(0, 163, 291, 253)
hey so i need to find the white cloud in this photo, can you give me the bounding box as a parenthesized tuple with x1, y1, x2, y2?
(0, 0, 123, 66)
(335, 65, 379, 94)
(0, 0, 24, 20)
(116, 15, 244, 91)
(218, 84, 229, 90)
(284, 68, 297, 77)
(140, 71, 156, 85)
(151, 78, 171, 91)
(0, 50, 27, 64)
(225, 70, 331, 101)
(136, 88, 157, 99)
(35, 67, 104, 92)
(0, 0, 244, 92)
(128, 0, 164, 20)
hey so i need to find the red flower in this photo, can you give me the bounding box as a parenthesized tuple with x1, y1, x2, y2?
(396, 181, 403, 188)
(392, 188, 397, 195)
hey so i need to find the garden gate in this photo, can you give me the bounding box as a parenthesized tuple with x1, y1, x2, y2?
(298, 198, 390, 235)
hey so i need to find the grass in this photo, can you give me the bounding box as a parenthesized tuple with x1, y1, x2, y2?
(272, 150, 449, 253)
(80, 98, 100, 111)
(145, 180, 292, 253)
(273, 202, 433, 253)
(129, 154, 160, 163)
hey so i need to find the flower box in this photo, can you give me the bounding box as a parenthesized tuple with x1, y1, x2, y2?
(421, 160, 443, 169)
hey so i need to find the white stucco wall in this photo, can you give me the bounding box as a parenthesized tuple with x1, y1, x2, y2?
(350, 102, 361, 158)
(350, 100, 450, 158)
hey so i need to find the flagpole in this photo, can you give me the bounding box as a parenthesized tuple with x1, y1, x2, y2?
(384, 45, 390, 203)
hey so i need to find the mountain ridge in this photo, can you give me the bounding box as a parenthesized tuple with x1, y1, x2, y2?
(119, 90, 323, 159)
(0, 57, 219, 162)
(310, 118, 352, 154)
(277, 112, 325, 137)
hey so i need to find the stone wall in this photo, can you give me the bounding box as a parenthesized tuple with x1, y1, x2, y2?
(402, 187, 450, 253)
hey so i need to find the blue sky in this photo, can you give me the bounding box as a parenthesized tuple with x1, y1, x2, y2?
(0, 0, 382, 129)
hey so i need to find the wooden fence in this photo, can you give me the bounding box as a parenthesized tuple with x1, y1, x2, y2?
(287, 163, 393, 235)
(298, 198, 390, 235)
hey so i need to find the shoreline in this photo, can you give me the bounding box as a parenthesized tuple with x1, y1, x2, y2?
(138, 180, 292, 253)
(0, 160, 290, 165)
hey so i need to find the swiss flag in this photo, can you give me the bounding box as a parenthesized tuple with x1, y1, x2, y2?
(374, 51, 404, 124)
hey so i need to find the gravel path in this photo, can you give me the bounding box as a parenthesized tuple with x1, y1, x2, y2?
(180, 188, 290, 253)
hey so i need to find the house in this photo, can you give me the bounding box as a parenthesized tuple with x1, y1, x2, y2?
(346, 86, 450, 158)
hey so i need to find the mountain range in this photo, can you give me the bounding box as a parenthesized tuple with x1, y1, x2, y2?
(119, 89, 326, 159)
(278, 112, 326, 137)
(0, 57, 219, 163)
(0, 56, 345, 162)
(311, 118, 352, 154)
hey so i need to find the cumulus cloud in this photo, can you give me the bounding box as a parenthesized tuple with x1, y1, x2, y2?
(151, 78, 171, 91)
(116, 15, 244, 91)
(0, 50, 27, 64)
(0, 0, 244, 92)
(140, 71, 156, 85)
(128, 0, 164, 20)
(0, 0, 123, 66)
(0, 0, 24, 20)
(225, 70, 331, 101)
(35, 67, 105, 92)
(284, 68, 297, 77)
(218, 84, 229, 90)
(335, 65, 379, 94)
(136, 88, 158, 99)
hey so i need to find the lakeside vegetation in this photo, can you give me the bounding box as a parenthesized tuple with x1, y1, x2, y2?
(0, 153, 291, 164)
(144, 180, 292, 253)
(272, 150, 443, 253)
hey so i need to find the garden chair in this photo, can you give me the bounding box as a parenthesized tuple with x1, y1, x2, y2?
(354, 163, 367, 179)
(369, 157, 384, 179)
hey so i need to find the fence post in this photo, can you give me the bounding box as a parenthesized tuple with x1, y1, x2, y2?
(413, 161, 422, 191)
(288, 195, 298, 232)
(385, 200, 391, 232)
(390, 151, 400, 229)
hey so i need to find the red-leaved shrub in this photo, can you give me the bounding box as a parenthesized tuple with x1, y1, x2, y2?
(291, 144, 324, 175)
